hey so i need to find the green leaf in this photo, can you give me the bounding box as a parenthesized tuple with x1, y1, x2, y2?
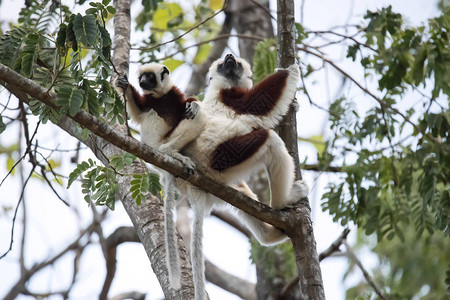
(346, 44, 359, 61)
(20, 53, 34, 78)
(106, 6, 116, 15)
(153, 3, 182, 29)
(252, 39, 277, 83)
(82, 79, 99, 116)
(0, 115, 6, 134)
(56, 23, 67, 49)
(73, 13, 97, 46)
(163, 58, 184, 71)
(193, 44, 211, 65)
(149, 173, 162, 196)
(68, 160, 93, 188)
(56, 86, 86, 117)
(6, 156, 15, 175)
(209, 0, 224, 10)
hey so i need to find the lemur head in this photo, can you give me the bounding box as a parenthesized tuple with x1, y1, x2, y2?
(208, 54, 253, 90)
(138, 63, 172, 98)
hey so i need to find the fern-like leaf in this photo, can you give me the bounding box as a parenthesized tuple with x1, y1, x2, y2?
(73, 13, 97, 47)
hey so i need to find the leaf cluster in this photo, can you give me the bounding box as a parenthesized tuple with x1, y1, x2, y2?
(0, 0, 125, 126)
(313, 7, 450, 243)
(67, 153, 161, 209)
(135, 0, 221, 68)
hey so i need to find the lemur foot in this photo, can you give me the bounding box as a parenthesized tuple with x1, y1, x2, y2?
(179, 155, 196, 177)
(115, 75, 129, 90)
(185, 101, 200, 119)
(160, 144, 196, 176)
(286, 179, 309, 205)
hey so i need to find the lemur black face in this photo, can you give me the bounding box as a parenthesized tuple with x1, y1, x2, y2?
(139, 72, 157, 91)
(217, 54, 243, 85)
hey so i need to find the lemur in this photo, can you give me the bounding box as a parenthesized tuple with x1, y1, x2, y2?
(116, 56, 308, 300)
(179, 54, 307, 299)
(115, 63, 205, 290)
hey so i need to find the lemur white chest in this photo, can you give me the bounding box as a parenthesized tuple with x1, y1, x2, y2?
(140, 110, 171, 147)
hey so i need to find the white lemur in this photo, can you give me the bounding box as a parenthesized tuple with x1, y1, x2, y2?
(115, 63, 205, 290)
(178, 54, 308, 299)
(116, 56, 308, 300)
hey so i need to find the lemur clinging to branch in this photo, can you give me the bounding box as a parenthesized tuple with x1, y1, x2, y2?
(115, 63, 205, 290)
(115, 55, 308, 300)
(179, 54, 308, 299)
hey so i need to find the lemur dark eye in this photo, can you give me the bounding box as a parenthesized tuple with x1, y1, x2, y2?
(238, 62, 242, 67)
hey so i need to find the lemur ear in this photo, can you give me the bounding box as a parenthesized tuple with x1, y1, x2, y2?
(161, 66, 170, 81)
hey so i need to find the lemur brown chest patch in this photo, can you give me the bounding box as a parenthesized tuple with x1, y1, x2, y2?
(131, 86, 194, 138)
(219, 70, 289, 116)
(211, 129, 269, 172)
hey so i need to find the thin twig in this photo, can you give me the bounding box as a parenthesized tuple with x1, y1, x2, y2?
(249, 0, 276, 20)
(132, 34, 265, 62)
(343, 240, 386, 300)
(298, 45, 439, 145)
(143, 0, 228, 52)
(0, 166, 36, 260)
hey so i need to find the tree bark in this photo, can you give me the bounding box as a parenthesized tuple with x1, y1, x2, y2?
(276, 0, 325, 299)
(230, 0, 274, 62)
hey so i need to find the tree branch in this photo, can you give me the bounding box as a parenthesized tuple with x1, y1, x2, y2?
(205, 260, 257, 300)
(0, 62, 297, 231)
(277, 0, 325, 299)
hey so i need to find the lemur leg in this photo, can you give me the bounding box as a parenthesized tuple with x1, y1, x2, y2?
(187, 186, 213, 300)
(262, 130, 296, 209)
(263, 131, 310, 207)
(232, 181, 288, 245)
(161, 172, 181, 289)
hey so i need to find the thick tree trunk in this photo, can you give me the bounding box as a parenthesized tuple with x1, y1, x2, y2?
(276, 0, 325, 299)
(108, 1, 196, 298)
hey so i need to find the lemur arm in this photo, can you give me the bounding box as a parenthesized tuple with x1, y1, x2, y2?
(116, 75, 148, 124)
(219, 65, 300, 125)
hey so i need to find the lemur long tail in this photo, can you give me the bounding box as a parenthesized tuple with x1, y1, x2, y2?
(163, 173, 181, 290)
(187, 187, 211, 300)
(233, 182, 288, 245)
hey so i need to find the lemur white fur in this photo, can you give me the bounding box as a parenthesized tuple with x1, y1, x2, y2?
(115, 63, 205, 290)
(173, 54, 308, 300)
(117, 57, 309, 300)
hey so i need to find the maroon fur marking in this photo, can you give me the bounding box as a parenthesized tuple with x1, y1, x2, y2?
(220, 70, 289, 116)
(211, 129, 269, 172)
(128, 85, 196, 138)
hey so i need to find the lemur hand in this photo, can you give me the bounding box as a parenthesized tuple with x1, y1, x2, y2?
(287, 64, 300, 77)
(185, 101, 200, 119)
(275, 64, 300, 76)
(115, 75, 129, 90)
